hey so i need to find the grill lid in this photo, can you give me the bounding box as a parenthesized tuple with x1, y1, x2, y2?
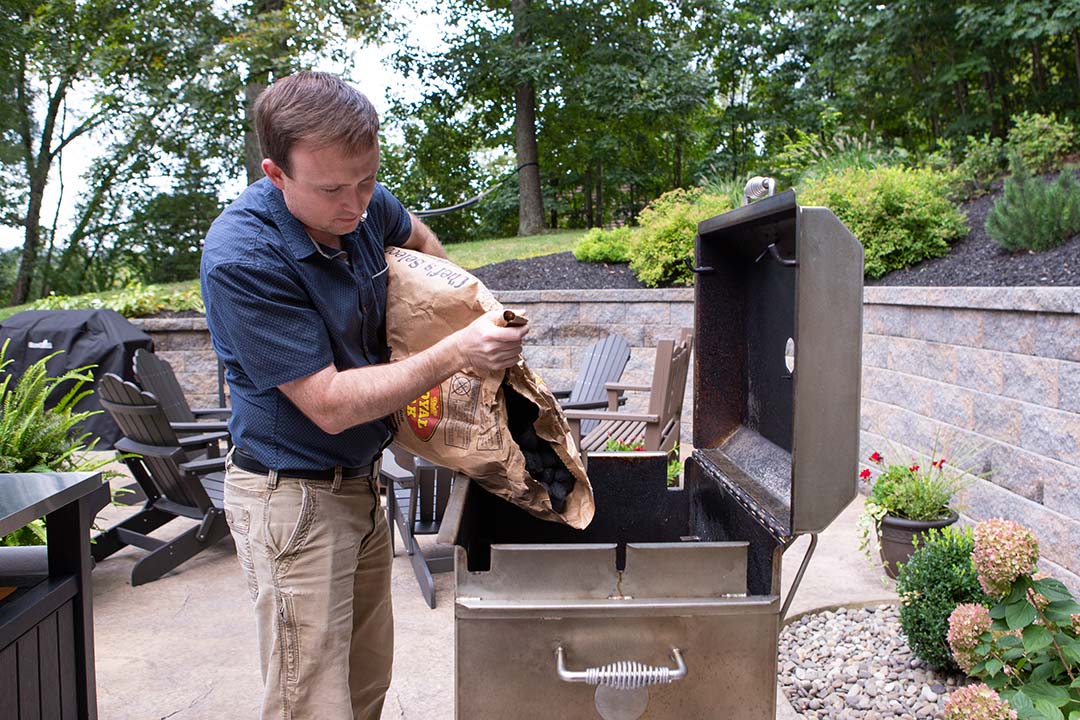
(691, 190, 863, 541)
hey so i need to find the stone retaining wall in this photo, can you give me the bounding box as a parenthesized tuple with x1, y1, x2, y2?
(860, 287, 1080, 588)
(131, 286, 1079, 584)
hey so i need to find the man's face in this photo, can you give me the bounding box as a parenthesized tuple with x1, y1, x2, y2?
(262, 139, 380, 246)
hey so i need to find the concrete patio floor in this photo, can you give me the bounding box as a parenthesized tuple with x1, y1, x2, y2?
(90, 475, 896, 719)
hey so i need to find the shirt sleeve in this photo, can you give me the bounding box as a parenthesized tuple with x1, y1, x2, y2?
(204, 261, 333, 391)
(371, 182, 412, 247)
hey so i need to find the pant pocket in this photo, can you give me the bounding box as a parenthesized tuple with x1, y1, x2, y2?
(265, 480, 317, 565)
(224, 505, 260, 602)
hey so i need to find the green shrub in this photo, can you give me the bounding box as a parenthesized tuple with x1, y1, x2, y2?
(628, 188, 734, 287)
(770, 111, 908, 188)
(897, 526, 989, 670)
(985, 157, 1080, 252)
(30, 282, 205, 318)
(1007, 111, 1077, 175)
(573, 227, 636, 263)
(957, 133, 1007, 196)
(799, 166, 969, 279)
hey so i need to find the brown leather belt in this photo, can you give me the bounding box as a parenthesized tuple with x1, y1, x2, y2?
(232, 448, 379, 481)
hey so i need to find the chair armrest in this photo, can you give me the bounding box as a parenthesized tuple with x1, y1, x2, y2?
(562, 409, 661, 423)
(114, 437, 187, 461)
(604, 382, 650, 393)
(559, 397, 627, 411)
(171, 421, 230, 433)
(191, 407, 231, 418)
(177, 431, 230, 449)
(179, 455, 227, 476)
(549, 388, 571, 399)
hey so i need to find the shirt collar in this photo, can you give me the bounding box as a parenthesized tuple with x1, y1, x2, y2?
(259, 178, 368, 262)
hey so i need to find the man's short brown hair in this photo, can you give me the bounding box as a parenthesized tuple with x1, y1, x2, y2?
(255, 71, 380, 176)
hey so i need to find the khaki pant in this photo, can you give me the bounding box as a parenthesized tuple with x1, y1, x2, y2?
(223, 453, 394, 720)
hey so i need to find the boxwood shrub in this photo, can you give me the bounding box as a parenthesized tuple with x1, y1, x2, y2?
(799, 166, 969, 279)
(896, 525, 990, 671)
(628, 188, 734, 287)
(573, 226, 636, 263)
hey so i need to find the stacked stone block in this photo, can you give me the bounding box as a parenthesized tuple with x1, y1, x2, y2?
(860, 287, 1080, 588)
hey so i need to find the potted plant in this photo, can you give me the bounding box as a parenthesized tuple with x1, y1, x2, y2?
(857, 446, 972, 579)
(0, 339, 111, 547)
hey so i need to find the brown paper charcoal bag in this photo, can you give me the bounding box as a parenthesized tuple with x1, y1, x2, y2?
(383, 246, 594, 529)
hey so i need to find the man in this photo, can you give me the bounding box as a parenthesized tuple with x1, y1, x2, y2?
(200, 71, 527, 720)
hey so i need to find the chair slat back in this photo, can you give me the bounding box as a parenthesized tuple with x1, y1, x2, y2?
(569, 334, 631, 435)
(99, 373, 206, 509)
(133, 349, 196, 423)
(646, 331, 693, 451)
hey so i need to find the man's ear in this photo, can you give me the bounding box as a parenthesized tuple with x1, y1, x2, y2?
(262, 158, 286, 190)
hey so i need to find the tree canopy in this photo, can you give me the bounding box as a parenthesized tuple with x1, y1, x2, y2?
(1, 0, 1078, 301)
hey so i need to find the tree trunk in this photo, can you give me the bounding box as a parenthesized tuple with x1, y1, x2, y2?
(511, 0, 545, 236)
(13, 179, 44, 305)
(674, 142, 682, 189)
(243, 0, 285, 185)
(1031, 40, 1047, 103)
(583, 167, 593, 229)
(1072, 29, 1080, 103)
(594, 160, 602, 228)
(244, 79, 267, 184)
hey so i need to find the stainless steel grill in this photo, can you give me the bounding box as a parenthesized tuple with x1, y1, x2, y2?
(439, 190, 864, 720)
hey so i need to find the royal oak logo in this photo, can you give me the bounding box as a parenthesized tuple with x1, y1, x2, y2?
(404, 385, 442, 441)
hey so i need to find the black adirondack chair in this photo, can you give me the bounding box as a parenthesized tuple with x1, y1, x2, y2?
(549, 333, 632, 435)
(383, 446, 455, 609)
(133, 349, 230, 439)
(92, 373, 231, 586)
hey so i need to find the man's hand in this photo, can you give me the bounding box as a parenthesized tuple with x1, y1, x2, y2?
(454, 310, 529, 372)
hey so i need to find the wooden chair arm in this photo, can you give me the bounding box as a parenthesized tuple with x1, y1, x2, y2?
(178, 456, 227, 476)
(176, 431, 230, 449)
(604, 382, 650, 392)
(191, 407, 231, 418)
(562, 409, 661, 423)
(171, 421, 230, 433)
(559, 397, 627, 411)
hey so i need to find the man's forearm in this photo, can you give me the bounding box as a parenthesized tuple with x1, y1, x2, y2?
(287, 334, 465, 435)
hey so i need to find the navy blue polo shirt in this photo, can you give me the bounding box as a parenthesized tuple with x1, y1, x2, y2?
(200, 177, 411, 470)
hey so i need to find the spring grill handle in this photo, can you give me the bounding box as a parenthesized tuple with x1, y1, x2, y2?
(555, 646, 687, 689)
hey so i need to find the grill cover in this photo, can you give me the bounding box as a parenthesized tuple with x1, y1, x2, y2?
(0, 309, 154, 449)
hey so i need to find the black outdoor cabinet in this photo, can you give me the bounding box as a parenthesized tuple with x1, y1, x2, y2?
(0, 472, 109, 719)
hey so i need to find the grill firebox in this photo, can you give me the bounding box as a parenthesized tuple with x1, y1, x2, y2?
(440, 190, 864, 719)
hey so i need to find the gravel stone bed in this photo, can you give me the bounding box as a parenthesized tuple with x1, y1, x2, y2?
(778, 605, 969, 719)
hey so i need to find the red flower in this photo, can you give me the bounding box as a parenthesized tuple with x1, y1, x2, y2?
(909, 464, 920, 473)
(859, 468, 872, 480)
(869, 452, 882, 463)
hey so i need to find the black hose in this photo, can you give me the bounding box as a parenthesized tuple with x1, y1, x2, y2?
(410, 162, 539, 218)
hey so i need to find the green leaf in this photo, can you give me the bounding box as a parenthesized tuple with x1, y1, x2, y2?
(1008, 600, 1039, 630)
(1014, 690, 1038, 711)
(986, 658, 1004, 676)
(1035, 700, 1066, 720)
(992, 603, 1011, 619)
(999, 634, 1024, 648)
(1033, 579, 1074, 602)
(1025, 681, 1072, 706)
(1063, 638, 1080, 665)
(1024, 625, 1055, 653)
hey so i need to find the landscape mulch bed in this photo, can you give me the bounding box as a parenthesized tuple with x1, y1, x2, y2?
(470, 177, 1080, 290)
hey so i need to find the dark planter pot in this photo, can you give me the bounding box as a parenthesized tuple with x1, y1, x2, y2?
(878, 511, 959, 579)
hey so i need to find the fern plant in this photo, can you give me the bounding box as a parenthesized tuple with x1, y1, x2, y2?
(985, 157, 1080, 252)
(0, 339, 110, 545)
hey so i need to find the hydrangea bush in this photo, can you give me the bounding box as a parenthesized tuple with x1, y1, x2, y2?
(946, 518, 1080, 720)
(945, 683, 1019, 720)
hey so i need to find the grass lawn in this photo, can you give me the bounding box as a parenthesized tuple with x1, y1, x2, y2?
(444, 229, 585, 269)
(0, 230, 586, 320)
